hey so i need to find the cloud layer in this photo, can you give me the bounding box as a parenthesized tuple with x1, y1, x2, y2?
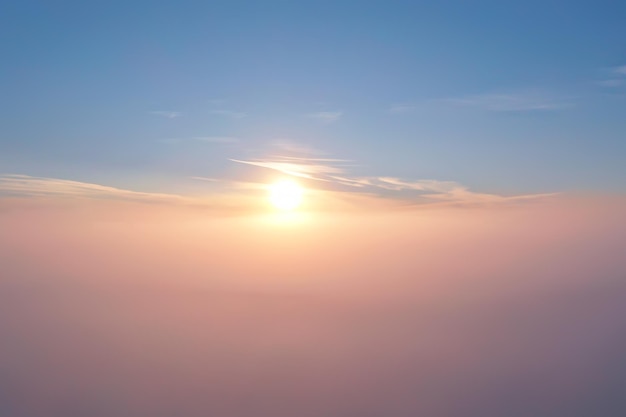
(0, 195, 624, 416)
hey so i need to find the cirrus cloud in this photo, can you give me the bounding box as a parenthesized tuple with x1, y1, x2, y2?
(229, 155, 556, 207)
(0, 174, 185, 204)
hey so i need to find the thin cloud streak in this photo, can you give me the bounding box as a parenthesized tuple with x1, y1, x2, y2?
(194, 136, 239, 144)
(597, 79, 625, 88)
(150, 111, 182, 119)
(441, 92, 573, 112)
(0, 174, 184, 203)
(388, 104, 418, 114)
(190, 176, 221, 182)
(331, 176, 556, 205)
(231, 158, 345, 181)
(158, 137, 240, 145)
(613, 65, 626, 75)
(598, 65, 626, 88)
(210, 110, 247, 119)
(306, 111, 343, 123)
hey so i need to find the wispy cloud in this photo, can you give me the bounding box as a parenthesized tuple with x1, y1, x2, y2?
(230, 156, 554, 207)
(388, 104, 417, 114)
(328, 175, 554, 205)
(210, 110, 247, 119)
(151, 111, 182, 119)
(267, 140, 324, 156)
(442, 91, 573, 112)
(0, 167, 555, 212)
(306, 111, 343, 123)
(0, 174, 184, 203)
(190, 176, 221, 182)
(194, 136, 239, 144)
(231, 157, 347, 180)
(597, 65, 626, 88)
(597, 79, 625, 88)
(158, 136, 240, 145)
(613, 65, 626, 76)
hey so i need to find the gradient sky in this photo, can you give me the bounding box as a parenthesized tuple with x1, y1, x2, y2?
(1, 0, 626, 201)
(2, 2, 626, 416)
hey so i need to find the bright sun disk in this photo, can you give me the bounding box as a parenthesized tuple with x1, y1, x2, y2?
(269, 180, 303, 210)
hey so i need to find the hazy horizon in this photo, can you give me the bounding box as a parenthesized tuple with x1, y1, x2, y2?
(2, 1, 626, 416)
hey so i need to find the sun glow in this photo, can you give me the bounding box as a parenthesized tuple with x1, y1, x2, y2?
(268, 180, 303, 210)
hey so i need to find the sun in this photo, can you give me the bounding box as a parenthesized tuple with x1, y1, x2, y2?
(268, 180, 303, 210)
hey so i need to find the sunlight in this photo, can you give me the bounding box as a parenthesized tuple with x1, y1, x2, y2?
(268, 179, 303, 210)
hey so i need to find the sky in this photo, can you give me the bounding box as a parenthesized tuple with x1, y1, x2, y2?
(1, 1, 626, 416)
(1, 0, 626, 200)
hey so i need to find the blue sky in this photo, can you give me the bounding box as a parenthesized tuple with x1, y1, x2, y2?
(1, 0, 625, 199)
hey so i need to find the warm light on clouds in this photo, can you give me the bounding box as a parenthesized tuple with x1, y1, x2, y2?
(1, 194, 625, 416)
(228, 154, 556, 208)
(2, 1, 626, 415)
